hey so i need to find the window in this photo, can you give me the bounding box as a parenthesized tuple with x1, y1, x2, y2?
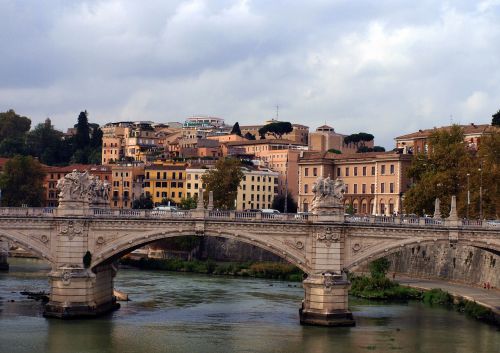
(313, 168, 317, 176)
(354, 167, 358, 176)
(362, 166, 367, 176)
(371, 184, 375, 193)
(194, 183, 198, 189)
(390, 164, 395, 174)
(337, 167, 341, 177)
(390, 183, 394, 193)
(187, 183, 191, 189)
(179, 173, 183, 179)
(171, 182, 177, 188)
(304, 184, 308, 193)
(362, 184, 366, 194)
(172, 172, 176, 180)
(257, 176, 260, 182)
(257, 195, 260, 201)
(305, 168, 309, 176)
(243, 184, 246, 191)
(345, 184, 349, 193)
(156, 182, 161, 187)
(187, 174, 191, 180)
(353, 184, 358, 193)
(257, 185, 260, 191)
(345, 167, 349, 176)
(381, 165, 386, 175)
(156, 172, 160, 179)
(381, 183, 385, 193)
(371, 166, 375, 175)
(251, 176, 255, 181)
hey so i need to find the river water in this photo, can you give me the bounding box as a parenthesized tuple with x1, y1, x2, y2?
(0, 258, 498, 353)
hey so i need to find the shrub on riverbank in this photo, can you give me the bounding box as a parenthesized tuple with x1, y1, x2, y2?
(120, 257, 303, 281)
(349, 274, 422, 300)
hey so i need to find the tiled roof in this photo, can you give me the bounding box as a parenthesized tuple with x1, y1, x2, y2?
(226, 139, 306, 146)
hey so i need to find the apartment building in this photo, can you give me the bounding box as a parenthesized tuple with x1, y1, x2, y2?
(143, 163, 187, 205)
(236, 167, 279, 211)
(298, 151, 412, 215)
(110, 162, 145, 209)
(185, 168, 209, 199)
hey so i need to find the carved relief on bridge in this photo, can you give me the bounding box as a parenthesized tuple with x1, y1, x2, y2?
(57, 220, 88, 240)
(314, 226, 343, 247)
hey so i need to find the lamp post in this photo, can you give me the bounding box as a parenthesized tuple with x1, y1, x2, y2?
(466, 173, 470, 219)
(478, 165, 483, 220)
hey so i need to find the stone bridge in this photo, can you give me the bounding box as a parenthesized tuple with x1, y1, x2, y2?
(0, 205, 498, 327)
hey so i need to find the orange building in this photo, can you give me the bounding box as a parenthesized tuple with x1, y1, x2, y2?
(110, 162, 145, 209)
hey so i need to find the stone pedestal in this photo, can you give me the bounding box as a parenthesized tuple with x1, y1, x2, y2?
(299, 274, 355, 327)
(0, 238, 9, 271)
(44, 264, 119, 318)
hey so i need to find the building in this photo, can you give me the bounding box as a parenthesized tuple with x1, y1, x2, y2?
(240, 120, 309, 144)
(110, 162, 145, 209)
(236, 167, 279, 211)
(184, 116, 225, 128)
(101, 121, 161, 164)
(394, 123, 496, 154)
(308, 125, 373, 153)
(225, 139, 307, 201)
(143, 163, 187, 205)
(298, 151, 412, 215)
(185, 168, 209, 199)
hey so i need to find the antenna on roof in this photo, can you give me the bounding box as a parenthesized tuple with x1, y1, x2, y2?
(276, 105, 279, 120)
(450, 114, 453, 125)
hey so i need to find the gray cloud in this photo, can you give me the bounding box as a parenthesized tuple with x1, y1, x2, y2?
(0, 0, 499, 148)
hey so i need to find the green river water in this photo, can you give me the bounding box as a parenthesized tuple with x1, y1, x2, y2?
(0, 258, 498, 353)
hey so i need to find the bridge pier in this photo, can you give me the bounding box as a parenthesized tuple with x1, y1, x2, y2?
(44, 263, 119, 318)
(0, 238, 9, 271)
(300, 274, 355, 327)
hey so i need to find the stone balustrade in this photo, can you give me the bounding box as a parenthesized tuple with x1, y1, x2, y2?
(0, 207, 498, 230)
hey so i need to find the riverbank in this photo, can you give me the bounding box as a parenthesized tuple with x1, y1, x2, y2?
(350, 273, 499, 326)
(120, 257, 304, 282)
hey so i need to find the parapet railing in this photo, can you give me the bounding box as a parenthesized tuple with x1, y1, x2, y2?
(0, 207, 498, 229)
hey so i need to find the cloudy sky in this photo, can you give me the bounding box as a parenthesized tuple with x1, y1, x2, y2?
(1, 0, 499, 148)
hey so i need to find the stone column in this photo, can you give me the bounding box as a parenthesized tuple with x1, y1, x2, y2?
(207, 191, 214, 211)
(299, 226, 355, 327)
(44, 263, 119, 318)
(300, 273, 354, 327)
(43, 219, 119, 318)
(0, 237, 9, 271)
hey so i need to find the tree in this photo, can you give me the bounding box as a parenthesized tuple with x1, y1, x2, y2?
(244, 132, 256, 140)
(0, 155, 45, 207)
(492, 110, 500, 126)
(0, 109, 31, 141)
(230, 122, 242, 136)
(132, 195, 154, 209)
(179, 196, 197, 210)
(345, 204, 355, 215)
(403, 125, 474, 217)
(344, 132, 374, 147)
(271, 194, 298, 213)
(357, 146, 386, 153)
(160, 198, 176, 206)
(369, 258, 390, 279)
(27, 119, 68, 165)
(327, 148, 341, 154)
(258, 121, 293, 139)
(74, 111, 90, 151)
(202, 158, 244, 210)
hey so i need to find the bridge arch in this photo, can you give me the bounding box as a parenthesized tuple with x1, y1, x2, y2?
(91, 229, 312, 274)
(0, 230, 55, 265)
(345, 238, 500, 272)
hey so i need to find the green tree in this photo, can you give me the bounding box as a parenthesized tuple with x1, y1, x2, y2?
(179, 196, 197, 210)
(202, 158, 244, 210)
(357, 145, 385, 153)
(74, 111, 90, 150)
(404, 125, 474, 217)
(369, 258, 391, 279)
(271, 194, 298, 213)
(344, 132, 374, 147)
(230, 122, 242, 136)
(0, 110, 30, 157)
(327, 148, 341, 154)
(492, 110, 500, 126)
(132, 195, 154, 209)
(244, 132, 256, 140)
(27, 119, 68, 165)
(0, 155, 45, 207)
(258, 121, 293, 139)
(345, 204, 355, 215)
(0, 109, 31, 141)
(160, 198, 176, 206)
